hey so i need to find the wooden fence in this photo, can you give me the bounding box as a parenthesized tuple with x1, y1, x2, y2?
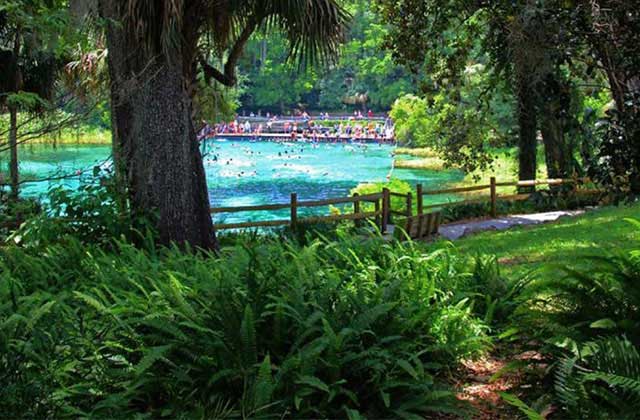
(211, 191, 390, 231)
(211, 176, 596, 232)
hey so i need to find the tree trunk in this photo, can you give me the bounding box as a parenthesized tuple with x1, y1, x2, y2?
(101, 1, 216, 250)
(8, 105, 19, 200)
(539, 72, 573, 181)
(540, 97, 569, 180)
(515, 72, 538, 189)
(541, 116, 567, 179)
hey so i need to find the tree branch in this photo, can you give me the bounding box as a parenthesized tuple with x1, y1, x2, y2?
(199, 20, 257, 87)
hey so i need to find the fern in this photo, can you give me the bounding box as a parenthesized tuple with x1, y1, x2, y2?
(0, 229, 490, 417)
(555, 336, 640, 418)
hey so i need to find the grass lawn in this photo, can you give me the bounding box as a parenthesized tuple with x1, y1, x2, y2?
(394, 146, 548, 194)
(438, 202, 640, 277)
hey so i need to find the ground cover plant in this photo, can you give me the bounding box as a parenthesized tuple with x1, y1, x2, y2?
(445, 209, 640, 418)
(1, 180, 639, 418)
(1, 197, 495, 417)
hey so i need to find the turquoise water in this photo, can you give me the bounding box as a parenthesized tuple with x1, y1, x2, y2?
(2, 139, 463, 223)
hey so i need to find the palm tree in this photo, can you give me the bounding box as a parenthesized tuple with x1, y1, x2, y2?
(96, 0, 348, 249)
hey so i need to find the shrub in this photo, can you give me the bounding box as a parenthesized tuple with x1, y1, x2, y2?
(509, 219, 640, 418)
(0, 195, 41, 241)
(351, 178, 413, 217)
(555, 336, 640, 419)
(8, 172, 155, 248)
(0, 233, 490, 417)
(441, 189, 602, 223)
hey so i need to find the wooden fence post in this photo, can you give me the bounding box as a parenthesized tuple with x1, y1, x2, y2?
(490, 177, 497, 218)
(290, 193, 297, 229)
(416, 183, 423, 215)
(353, 193, 360, 227)
(406, 192, 413, 217)
(382, 188, 390, 233)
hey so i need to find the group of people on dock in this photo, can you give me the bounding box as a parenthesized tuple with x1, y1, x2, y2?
(198, 112, 395, 143)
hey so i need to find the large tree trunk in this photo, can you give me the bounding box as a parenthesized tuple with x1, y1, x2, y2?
(540, 73, 572, 180)
(540, 91, 570, 180)
(8, 105, 19, 200)
(515, 73, 538, 187)
(101, 1, 216, 249)
(540, 113, 568, 179)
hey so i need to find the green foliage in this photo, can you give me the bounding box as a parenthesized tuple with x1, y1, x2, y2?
(521, 220, 640, 347)
(0, 110, 111, 145)
(555, 336, 640, 419)
(238, 0, 412, 112)
(498, 392, 545, 420)
(389, 94, 430, 145)
(0, 194, 40, 240)
(9, 172, 155, 248)
(440, 190, 602, 224)
(389, 87, 501, 174)
(193, 72, 244, 123)
(0, 227, 494, 417)
(351, 178, 412, 216)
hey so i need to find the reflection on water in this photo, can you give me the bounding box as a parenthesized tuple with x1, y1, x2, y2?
(1, 139, 464, 223)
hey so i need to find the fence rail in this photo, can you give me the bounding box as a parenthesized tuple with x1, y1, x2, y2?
(211, 176, 598, 232)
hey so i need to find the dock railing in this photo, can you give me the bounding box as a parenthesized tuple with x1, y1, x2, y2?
(210, 177, 599, 232)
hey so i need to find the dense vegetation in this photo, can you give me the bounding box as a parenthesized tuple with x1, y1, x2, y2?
(236, 0, 413, 114)
(2, 0, 640, 418)
(379, 0, 640, 191)
(1, 181, 639, 417)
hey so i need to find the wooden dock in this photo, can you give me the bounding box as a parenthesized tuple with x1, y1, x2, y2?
(200, 132, 394, 143)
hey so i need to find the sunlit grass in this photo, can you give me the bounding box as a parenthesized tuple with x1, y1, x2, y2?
(394, 156, 446, 171)
(394, 147, 438, 158)
(442, 202, 640, 277)
(456, 147, 547, 190)
(29, 128, 112, 145)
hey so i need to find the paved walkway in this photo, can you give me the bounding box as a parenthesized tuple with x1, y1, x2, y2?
(437, 210, 586, 240)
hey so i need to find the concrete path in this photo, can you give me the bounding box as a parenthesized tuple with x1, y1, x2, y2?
(437, 210, 585, 241)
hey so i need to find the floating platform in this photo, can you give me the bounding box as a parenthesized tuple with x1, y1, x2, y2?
(200, 132, 394, 143)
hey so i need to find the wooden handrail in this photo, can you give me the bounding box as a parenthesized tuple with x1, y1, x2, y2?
(297, 192, 382, 207)
(211, 192, 383, 214)
(389, 191, 407, 198)
(421, 184, 490, 195)
(211, 176, 599, 232)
